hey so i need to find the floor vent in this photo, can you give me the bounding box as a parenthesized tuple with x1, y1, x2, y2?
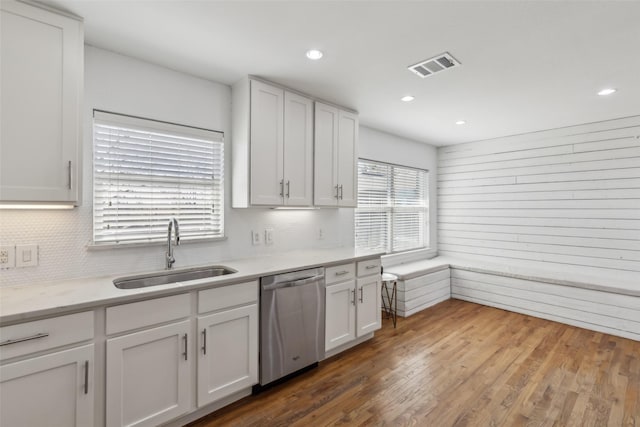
(408, 52, 461, 78)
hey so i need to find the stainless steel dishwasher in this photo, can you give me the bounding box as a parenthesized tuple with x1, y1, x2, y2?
(258, 267, 325, 387)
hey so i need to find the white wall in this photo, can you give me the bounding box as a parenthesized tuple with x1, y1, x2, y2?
(438, 116, 640, 273)
(359, 126, 439, 265)
(0, 47, 352, 287)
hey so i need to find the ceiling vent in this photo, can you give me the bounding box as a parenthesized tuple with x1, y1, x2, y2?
(408, 52, 460, 78)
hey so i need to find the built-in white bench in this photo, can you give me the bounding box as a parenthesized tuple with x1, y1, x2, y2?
(383, 261, 451, 317)
(386, 256, 640, 341)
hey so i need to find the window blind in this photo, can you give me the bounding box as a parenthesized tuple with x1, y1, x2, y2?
(93, 111, 224, 245)
(355, 159, 428, 253)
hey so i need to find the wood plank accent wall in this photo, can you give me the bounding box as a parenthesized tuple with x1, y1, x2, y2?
(437, 116, 640, 273)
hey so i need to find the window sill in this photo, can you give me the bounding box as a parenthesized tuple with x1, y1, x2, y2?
(86, 236, 228, 251)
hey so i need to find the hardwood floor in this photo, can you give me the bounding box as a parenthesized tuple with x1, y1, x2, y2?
(189, 299, 640, 427)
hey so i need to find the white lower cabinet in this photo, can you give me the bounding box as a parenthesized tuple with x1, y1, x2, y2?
(197, 304, 258, 406)
(104, 286, 259, 427)
(325, 280, 357, 351)
(325, 259, 382, 353)
(356, 275, 382, 336)
(106, 320, 192, 427)
(0, 344, 94, 426)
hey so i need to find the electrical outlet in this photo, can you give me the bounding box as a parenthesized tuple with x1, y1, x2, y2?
(16, 245, 38, 268)
(0, 245, 16, 269)
(251, 230, 262, 246)
(318, 228, 324, 240)
(265, 228, 274, 246)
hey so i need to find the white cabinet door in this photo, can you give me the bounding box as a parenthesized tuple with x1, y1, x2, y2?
(197, 304, 258, 407)
(283, 91, 313, 206)
(337, 110, 358, 207)
(250, 80, 284, 206)
(106, 320, 191, 427)
(0, 344, 94, 426)
(356, 276, 382, 337)
(325, 280, 357, 351)
(314, 102, 339, 207)
(0, 0, 82, 203)
(314, 103, 359, 208)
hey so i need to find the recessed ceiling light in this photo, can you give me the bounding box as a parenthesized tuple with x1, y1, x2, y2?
(598, 88, 617, 96)
(455, 120, 466, 125)
(401, 95, 415, 102)
(306, 49, 323, 60)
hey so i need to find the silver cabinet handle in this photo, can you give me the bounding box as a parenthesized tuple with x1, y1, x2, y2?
(359, 286, 364, 303)
(351, 289, 356, 306)
(365, 265, 377, 270)
(279, 180, 284, 197)
(84, 360, 89, 395)
(335, 270, 349, 276)
(201, 329, 207, 355)
(182, 333, 188, 360)
(0, 332, 49, 347)
(68, 161, 72, 190)
(335, 185, 339, 199)
(339, 185, 343, 200)
(286, 180, 290, 198)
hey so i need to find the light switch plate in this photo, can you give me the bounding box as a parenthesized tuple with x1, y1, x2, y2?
(16, 245, 38, 268)
(251, 230, 262, 246)
(0, 245, 15, 269)
(265, 228, 274, 246)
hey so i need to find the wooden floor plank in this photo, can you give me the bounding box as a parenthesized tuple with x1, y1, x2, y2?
(189, 300, 640, 427)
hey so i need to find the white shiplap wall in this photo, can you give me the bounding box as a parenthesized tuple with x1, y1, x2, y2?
(437, 116, 640, 274)
(451, 268, 640, 341)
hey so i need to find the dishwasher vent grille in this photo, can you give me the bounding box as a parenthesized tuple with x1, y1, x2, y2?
(408, 52, 461, 78)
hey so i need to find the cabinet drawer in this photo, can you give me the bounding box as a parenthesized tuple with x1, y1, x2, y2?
(106, 293, 190, 335)
(0, 311, 93, 361)
(325, 263, 356, 285)
(357, 258, 381, 277)
(198, 281, 258, 314)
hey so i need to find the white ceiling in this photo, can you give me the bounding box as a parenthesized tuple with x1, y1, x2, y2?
(44, 0, 640, 146)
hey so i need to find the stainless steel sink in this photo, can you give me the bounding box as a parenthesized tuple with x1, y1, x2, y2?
(114, 266, 237, 289)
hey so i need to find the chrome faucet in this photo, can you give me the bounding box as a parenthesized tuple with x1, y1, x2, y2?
(166, 217, 180, 270)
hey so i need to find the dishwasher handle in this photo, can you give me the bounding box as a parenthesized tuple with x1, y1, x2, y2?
(261, 274, 324, 291)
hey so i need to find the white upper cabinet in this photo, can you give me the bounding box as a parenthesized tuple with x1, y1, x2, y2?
(314, 102, 358, 207)
(337, 110, 358, 207)
(283, 91, 314, 206)
(0, 0, 83, 204)
(249, 80, 285, 206)
(232, 78, 313, 207)
(313, 103, 339, 206)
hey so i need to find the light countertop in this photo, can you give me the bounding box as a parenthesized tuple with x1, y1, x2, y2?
(0, 248, 383, 325)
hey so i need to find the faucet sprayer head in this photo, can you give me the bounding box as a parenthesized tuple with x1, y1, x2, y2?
(173, 218, 180, 245)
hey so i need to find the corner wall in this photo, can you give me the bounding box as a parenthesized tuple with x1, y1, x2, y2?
(359, 126, 439, 265)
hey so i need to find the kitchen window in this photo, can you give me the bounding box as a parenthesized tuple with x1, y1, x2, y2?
(355, 159, 428, 253)
(92, 111, 224, 245)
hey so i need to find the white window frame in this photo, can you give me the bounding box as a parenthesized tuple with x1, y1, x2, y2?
(355, 158, 429, 254)
(92, 110, 225, 246)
